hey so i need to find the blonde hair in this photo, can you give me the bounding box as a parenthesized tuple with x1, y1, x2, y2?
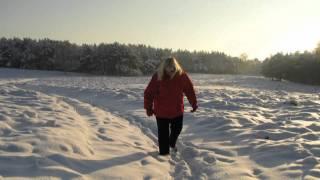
(157, 57, 184, 80)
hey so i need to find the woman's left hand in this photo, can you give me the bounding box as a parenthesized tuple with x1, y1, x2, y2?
(190, 105, 198, 113)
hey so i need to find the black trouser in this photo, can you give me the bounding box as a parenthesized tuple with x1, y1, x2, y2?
(156, 115, 183, 155)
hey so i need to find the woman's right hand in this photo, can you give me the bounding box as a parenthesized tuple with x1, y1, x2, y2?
(146, 109, 154, 116)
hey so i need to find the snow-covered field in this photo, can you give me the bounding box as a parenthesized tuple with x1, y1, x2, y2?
(0, 68, 320, 180)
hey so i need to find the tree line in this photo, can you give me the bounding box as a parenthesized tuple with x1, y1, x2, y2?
(261, 43, 320, 85)
(0, 37, 261, 76)
(2, 37, 318, 85)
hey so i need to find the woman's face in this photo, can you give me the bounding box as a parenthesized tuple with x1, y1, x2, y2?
(165, 65, 176, 76)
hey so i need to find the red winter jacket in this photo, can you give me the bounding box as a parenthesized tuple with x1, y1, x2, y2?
(144, 72, 198, 119)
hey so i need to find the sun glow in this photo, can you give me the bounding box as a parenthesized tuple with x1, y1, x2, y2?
(274, 25, 320, 54)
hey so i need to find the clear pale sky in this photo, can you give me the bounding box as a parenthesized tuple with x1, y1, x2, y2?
(1, 0, 320, 60)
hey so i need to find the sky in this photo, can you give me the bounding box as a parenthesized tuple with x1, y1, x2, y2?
(1, 0, 320, 60)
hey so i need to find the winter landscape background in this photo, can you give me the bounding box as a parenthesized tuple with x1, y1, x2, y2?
(0, 68, 319, 179)
(1, 0, 320, 179)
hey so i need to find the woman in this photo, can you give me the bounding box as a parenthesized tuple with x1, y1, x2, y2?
(144, 57, 198, 156)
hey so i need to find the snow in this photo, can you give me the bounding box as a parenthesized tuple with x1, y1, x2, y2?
(0, 68, 320, 179)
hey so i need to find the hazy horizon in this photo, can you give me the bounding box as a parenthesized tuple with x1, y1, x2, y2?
(1, 0, 320, 60)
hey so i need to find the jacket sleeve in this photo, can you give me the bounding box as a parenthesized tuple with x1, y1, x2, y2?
(144, 74, 158, 110)
(182, 73, 198, 109)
